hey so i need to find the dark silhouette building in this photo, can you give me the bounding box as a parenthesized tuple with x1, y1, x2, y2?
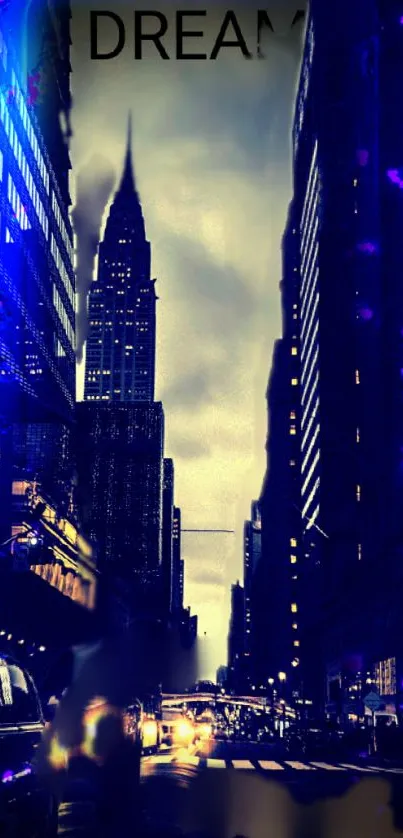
(78, 120, 165, 617)
(161, 458, 174, 614)
(227, 581, 245, 693)
(243, 500, 261, 689)
(172, 506, 183, 612)
(76, 401, 164, 613)
(84, 117, 157, 404)
(252, 203, 301, 691)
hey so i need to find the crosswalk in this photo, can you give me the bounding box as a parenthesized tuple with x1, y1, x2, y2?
(142, 753, 403, 775)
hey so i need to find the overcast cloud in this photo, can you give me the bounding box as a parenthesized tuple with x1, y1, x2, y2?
(70, 0, 304, 676)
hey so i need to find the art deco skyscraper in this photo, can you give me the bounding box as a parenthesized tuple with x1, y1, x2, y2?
(84, 116, 157, 403)
(78, 121, 163, 615)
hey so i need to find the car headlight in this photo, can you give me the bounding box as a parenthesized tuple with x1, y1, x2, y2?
(175, 721, 194, 740)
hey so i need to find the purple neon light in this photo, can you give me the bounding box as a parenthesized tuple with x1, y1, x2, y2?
(357, 150, 369, 166)
(358, 307, 373, 321)
(387, 169, 403, 189)
(400, 15, 403, 24)
(357, 242, 378, 254)
(1, 766, 31, 784)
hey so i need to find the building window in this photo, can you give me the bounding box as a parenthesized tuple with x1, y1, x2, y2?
(291, 347, 298, 356)
(290, 411, 296, 420)
(355, 369, 360, 385)
(290, 555, 297, 564)
(356, 485, 361, 502)
(290, 426, 296, 435)
(294, 640, 300, 647)
(356, 427, 360, 443)
(290, 538, 297, 548)
(291, 603, 297, 613)
(292, 623, 298, 630)
(291, 378, 298, 386)
(358, 543, 362, 561)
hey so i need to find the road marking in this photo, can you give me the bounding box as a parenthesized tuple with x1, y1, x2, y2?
(150, 754, 175, 764)
(258, 760, 284, 770)
(175, 755, 200, 765)
(339, 764, 377, 773)
(206, 759, 227, 768)
(309, 762, 347, 771)
(232, 760, 255, 769)
(285, 761, 315, 770)
(368, 766, 403, 774)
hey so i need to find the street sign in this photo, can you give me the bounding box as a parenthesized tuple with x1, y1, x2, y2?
(364, 691, 382, 712)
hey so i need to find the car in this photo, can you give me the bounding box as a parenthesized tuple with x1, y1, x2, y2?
(0, 652, 58, 836)
(160, 710, 195, 747)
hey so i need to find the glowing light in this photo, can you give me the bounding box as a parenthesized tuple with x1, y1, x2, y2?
(357, 242, 378, 254)
(358, 307, 374, 321)
(142, 719, 158, 749)
(48, 736, 68, 772)
(174, 719, 194, 743)
(387, 169, 403, 189)
(357, 150, 369, 166)
(38, 646, 46, 652)
(81, 696, 120, 762)
(1, 766, 31, 784)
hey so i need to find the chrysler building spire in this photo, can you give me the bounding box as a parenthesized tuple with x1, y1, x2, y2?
(118, 112, 136, 195)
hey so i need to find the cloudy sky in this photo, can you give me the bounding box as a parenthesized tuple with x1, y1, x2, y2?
(70, 0, 304, 676)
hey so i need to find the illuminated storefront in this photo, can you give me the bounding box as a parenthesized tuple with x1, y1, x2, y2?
(11, 479, 96, 611)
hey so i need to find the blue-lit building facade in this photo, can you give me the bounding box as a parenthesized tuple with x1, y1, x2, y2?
(0, 13, 75, 534)
(0, 7, 99, 680)
(290, 0, 403, 716)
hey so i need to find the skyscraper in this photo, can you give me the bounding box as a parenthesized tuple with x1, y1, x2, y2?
(227, 581, 245, 694)
(76, 401, 164, 610)
(290, 0, 403, 712)
(252, 203, 301, 689)
(172, 506, 183, 612)
(0, 5, 75, 539)
(161, 458, 174, 614)
(243, 500, 261, 687)
(84, 117, 157, 403)
(79, 122, 164, 614)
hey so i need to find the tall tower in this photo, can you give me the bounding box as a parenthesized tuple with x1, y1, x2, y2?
(84, 116, 157, 403)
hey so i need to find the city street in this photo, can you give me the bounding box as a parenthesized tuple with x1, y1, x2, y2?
(57, 740, 403, 836)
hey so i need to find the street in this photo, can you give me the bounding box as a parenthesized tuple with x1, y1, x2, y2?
(58, 739, 403, 837)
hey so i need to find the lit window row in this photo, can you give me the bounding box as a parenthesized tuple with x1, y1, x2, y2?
(7, 174, 30, 230)
(302, 477, 320, 521)
(53, 284, 75, 349)
(0, 98, 48, 238)
(11, 71, 49, 193)
(50, 234, 74, 308)
(52, 193, 73, 265)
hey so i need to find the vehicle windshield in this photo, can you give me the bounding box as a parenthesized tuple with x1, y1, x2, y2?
(0, 659, 42, 725)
